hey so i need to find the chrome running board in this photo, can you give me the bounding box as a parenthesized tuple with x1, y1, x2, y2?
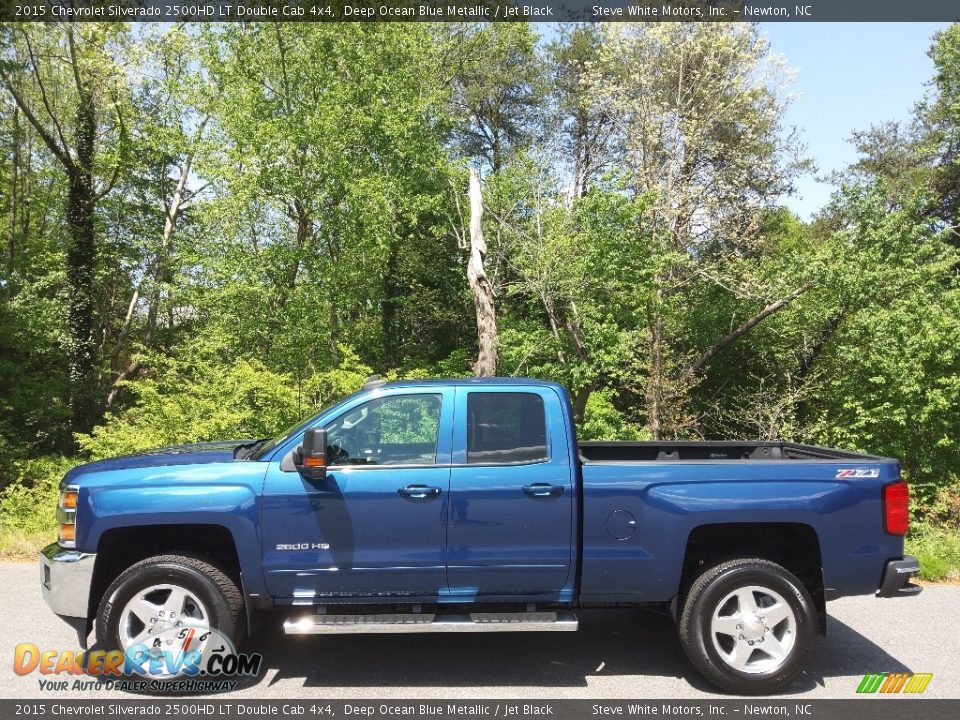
(283, 610, 579, 634)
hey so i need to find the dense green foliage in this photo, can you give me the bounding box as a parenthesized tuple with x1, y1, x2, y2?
(1, 23, 958, 570)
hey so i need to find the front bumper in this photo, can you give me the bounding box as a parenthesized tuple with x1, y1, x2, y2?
(40, 542, 96, 618)
(877, 555, 922, 598)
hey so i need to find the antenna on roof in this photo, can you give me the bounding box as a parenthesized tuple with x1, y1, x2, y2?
(363, 374, 387, 389)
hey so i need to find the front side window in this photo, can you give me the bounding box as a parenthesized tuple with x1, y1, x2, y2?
(325, 394, 442, 466)
(467, 392, 548, 465)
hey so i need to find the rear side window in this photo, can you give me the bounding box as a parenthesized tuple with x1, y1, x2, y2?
(467, 392, 548, 464)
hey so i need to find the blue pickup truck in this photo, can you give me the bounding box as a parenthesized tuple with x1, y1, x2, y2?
(41, 377, 920, 694)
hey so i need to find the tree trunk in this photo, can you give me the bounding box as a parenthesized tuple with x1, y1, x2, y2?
(571, 384, 594, 424)
(66, 94, 98, 434)
(467, 168, 497, 377)
(795, 311, 843, 386)
(329, 302, 340, 366)
(20, 132, 31, 244)
(5, 108, 18, 298)
(154, 154, 196, 329)
(567, 109, 591, 206)
(542, 296, 567, 365)
(646, 312, 665, 440)
(382, 243, 400, 367)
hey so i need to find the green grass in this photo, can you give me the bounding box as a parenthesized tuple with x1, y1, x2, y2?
(0, 528, 53, 561)
(906, 522, 960, 582)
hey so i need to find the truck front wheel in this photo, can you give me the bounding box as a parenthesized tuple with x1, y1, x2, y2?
(678, 558, 817, 695)
(96, 554, 244, 677)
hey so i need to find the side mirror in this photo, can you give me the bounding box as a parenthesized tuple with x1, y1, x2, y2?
(294, 427, 327, 481)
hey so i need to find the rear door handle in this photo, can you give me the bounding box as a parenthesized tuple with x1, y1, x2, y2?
(398, 485, 441, 499)
(523, 483, 565, 498)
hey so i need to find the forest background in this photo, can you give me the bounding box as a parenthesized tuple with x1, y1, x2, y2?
(0, 21, 958, 579)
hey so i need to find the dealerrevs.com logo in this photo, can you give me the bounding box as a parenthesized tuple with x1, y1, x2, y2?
(857, 672, 933, 694)
(14, 626, 262, 693)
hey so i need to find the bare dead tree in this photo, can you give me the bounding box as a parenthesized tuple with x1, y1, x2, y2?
(467, 168, 498, 377)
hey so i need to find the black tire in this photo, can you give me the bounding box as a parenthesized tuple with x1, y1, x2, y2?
(678, 558, 817, 695)
(96, 554, 244, 677)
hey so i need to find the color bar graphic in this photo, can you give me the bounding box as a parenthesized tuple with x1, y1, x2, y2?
(857, 672, 933, 694)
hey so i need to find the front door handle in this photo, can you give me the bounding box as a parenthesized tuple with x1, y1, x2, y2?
(398, 485, 441, 499)
(522, 483, 565, 498)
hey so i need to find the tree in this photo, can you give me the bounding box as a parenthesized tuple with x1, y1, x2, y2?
(443, 23, 548, 378)
(844, 25, 960, 225)
(196, 23, 462, 375)
(0, 25, 128, 434)
(2, 105, 20, 299)
(466, 168, 497, 376)
(922, 24, 960, 222)
(548, 24, 614, 204)
(488, 162, 653, 422)
(587, 23, 811, 437)
(103, 24, 212, 409)
(446, 23, 545, 175)
(845, 121, 934, 209)
(803, 187, 960, 504)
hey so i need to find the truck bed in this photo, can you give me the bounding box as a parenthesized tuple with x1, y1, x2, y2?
(576, 438, 901, 604)
(578, 440, 885, 463)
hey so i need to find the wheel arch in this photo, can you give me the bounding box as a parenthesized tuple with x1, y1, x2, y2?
(89, 523, 255, 637)
(678, 522, 826, 635)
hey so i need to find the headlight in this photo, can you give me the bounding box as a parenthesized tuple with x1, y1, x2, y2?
(57, 486, 78, 548)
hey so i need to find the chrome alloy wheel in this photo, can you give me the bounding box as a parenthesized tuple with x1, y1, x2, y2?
(709, 584, 797, 674)
(117, 582, 210, 651)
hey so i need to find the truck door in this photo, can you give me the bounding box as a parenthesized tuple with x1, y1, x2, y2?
(261, 388, 453, 600)
(446, 387, 574, 598)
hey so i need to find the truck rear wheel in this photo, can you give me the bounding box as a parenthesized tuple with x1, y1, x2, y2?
(96, 554, 244, 678)
(678, 558, 816, 695)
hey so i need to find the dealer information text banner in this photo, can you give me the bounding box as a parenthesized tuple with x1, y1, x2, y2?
(3, 0, 960, 23)
(3, 700, 960, 720)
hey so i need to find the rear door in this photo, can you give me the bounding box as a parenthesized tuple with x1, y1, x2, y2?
(446, 386, 574, 598)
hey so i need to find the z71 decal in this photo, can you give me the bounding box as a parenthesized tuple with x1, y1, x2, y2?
(836, 468, 881, 478)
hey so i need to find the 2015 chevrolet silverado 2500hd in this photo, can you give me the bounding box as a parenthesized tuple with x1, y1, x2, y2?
(40, 377, 920, 694)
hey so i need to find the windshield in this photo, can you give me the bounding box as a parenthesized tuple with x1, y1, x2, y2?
(248, 390, 363, 461)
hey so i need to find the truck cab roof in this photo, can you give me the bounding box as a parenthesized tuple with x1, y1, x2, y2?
(363, 376, 565, 391)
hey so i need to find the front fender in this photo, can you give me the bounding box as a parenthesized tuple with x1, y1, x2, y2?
(79, 474, 266, 597)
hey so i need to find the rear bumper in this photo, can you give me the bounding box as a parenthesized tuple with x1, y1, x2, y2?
(877, 555, 922, 598)
(40, 542, 95, 618)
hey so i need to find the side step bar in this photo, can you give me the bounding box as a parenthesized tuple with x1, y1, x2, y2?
(283, 611, 579, 635)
